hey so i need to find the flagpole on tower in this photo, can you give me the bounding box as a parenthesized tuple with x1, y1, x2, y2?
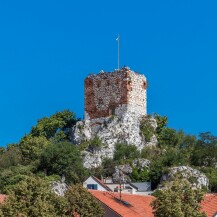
(116, 35, 120, 70)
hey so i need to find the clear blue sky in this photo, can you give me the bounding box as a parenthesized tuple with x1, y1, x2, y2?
(0, 0, 217, 146)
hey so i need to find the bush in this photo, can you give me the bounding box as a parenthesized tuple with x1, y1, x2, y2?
(113, 144, 140, 163)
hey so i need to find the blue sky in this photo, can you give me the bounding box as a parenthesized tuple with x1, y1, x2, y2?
(0, 0, 217, 146)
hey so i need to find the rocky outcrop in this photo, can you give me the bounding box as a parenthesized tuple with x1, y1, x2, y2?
(51, 178, 68, 196)
(132, 158, 151, 170)
(160, 166, 209, 189)
(112, 165, 132, 183)
(71, 113, 158, 168)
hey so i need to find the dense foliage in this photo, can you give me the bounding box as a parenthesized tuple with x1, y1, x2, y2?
(65, 184, 104, 217)
(91, 114, 217, 192)
(0, 110, 100, 215)
(39, 142, 88, 183)
(0, 110, 216, 215)
(0, 176, 103, 217)
(151, 178, 206, 217)
(0, 176, 68, 217)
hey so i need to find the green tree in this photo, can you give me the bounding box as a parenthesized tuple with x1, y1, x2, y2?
(30, 110, 76, 141)
(101, 158, 117, 177)
(79, 136, 104, 153)
(0, 176, 68, 217)
(154, 114, 168, 135)
(0, 165, 33, 193)
(39, 142, 87, 183)
(201, 167, 217, 192)
(65, 184, 104, 217)
(141, 146, 163, 161)
(157, 128, 182, 148)
(19, 135, 51, 164)
(149, 158, 165, 189)
(130, 167, 149, 182)
(89, 158, 117, 179)
(140, 115, 155, 142)
(151, 178, 206, 217)
(113, 143, 140, 163)
(191, 132, 217, 167)
(0, 145, 22, 168)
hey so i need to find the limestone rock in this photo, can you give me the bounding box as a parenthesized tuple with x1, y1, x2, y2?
(160, 166, 209, 189)
(51, 178, 68, 196)
(71, 113, 158, 169)
(112, 165, 132, 183)
(132, 158, 151, 169)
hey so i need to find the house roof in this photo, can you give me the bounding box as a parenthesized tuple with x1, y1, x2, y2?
(89, 190, 154, 217)
(126, 181, 138, 190)
(91, 176, 112, 191)
(90, 190, 217, 217)
(201, 194, 217, 217)
(131, 182, 151, 192)
(0, 195, 7, 203)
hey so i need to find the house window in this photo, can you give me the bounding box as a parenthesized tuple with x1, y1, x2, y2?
(87, 184, 98, 190)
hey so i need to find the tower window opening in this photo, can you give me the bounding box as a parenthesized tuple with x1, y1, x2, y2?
(97, 80, 101, 87)
(142, 81, 146, 90)
(109, 107, 116, 116)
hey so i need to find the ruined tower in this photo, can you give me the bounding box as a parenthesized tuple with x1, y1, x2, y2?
(84, 67, 147, 121)
(72, 67, 153, 168)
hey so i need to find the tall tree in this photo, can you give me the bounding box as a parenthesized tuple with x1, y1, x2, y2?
(113, 143, 140, 163)
(19, 135, 51, 164)
(151, 178, 206, 217)
(39, 142, 88, 184)
(0, 176, 67, 217)
(65, 184, 104, 217)
(191, 132, 217, 167)
(30, 110, 76, 141)
(0, 145, 22, 168)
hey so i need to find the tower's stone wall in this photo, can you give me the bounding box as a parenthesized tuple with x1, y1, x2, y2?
(72, 67, 152, 168)
(85, 67, 147, 120)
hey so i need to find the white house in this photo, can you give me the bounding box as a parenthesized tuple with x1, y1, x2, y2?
(83, 176, 112, 191)
(83, 176, 152, 195)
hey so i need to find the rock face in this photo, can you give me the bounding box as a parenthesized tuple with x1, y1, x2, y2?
(112, 165, 132, 183)
(71, 112, 157, 168)
(160, 166, 209, 189)
(132, 158, 151, 170)
(51, 180, 68, 196)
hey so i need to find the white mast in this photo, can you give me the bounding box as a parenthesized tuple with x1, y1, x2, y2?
(116, 35, 120, 70)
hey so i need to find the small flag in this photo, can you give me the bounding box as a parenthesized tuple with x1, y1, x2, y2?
(116, 35, 120, 41)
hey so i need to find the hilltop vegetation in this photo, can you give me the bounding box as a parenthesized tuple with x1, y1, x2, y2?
(0, 110, 216, 192)
(0, 110, 216, 214)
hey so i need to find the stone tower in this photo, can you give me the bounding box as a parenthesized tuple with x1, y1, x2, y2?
(84, 67, 147, 121)
(72, 67, 155, 168)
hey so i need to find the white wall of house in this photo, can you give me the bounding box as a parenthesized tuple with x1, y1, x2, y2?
(83, 176, 108, 191)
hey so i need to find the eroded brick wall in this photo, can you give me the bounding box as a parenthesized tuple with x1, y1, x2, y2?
(85, 67, 147, 120)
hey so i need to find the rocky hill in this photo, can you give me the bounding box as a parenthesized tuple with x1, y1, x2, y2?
(72, 112, 157, 168)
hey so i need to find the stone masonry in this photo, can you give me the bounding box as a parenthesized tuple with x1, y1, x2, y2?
(85, 66, 147, 120)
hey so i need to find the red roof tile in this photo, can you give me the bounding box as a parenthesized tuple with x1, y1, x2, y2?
(0, 194, 7, 203)
(89, 190, 154, 217)
(201, 194, 217, 217)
